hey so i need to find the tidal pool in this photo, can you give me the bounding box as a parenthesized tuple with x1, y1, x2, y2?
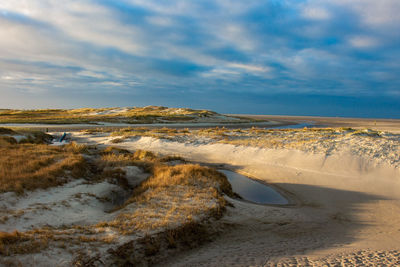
(220, 170, 288, 205)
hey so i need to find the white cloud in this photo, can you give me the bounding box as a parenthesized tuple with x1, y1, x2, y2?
(98, 81, 124, 87)
(201, 62, 271, 80)
(349, 36, 379, 49)
(201, 68, 241, 80)
(122, 0, 194, 16)
(1, 75, 14, 80)
(146, 16, 174, 27)
(208, 23, 257, 53)
(0, 1, 147, 56)
(228, 63, 270, 73)
(302, 6, 331, 20)
(78, 71, 106, 79)
(332, 0, 400, 27)
(0, 0, 399, 102)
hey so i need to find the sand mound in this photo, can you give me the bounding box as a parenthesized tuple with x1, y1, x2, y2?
(70, 130, 400, 266)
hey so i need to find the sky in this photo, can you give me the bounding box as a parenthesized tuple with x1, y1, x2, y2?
(0, 0, 399, 118)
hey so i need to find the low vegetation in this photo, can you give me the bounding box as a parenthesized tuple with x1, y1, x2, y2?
(0, 143, 88, 194)
(107, 127, 190, 142)
(0, 231, 48, 256)
(97, 126, 400, 167)
(97, 164, 233, 234)
(0, 106, 225, 124)
(0, 127, 234, 265)
(0, 129, 88, 194)
(216, 127, 387, 152)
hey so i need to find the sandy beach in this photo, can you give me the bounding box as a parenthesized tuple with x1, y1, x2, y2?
(2, 0, 400, 264)
(233, 114, 400, 133)
(66, 120, 400, 266)
(1, 118, 400, 266)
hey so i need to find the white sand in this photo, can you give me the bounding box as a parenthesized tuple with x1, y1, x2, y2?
(0, 180, 121, 232)
(70, 130, 400, 266)
(0, 165, 150, 266)
(88, 108, 129, 116)
(2, 128, 399, 266)
(0, 166, 149, 231)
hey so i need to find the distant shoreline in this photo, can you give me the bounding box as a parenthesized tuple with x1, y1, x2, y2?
(0, 120, 290, 132)
(230, 114, 400, 133)
(2, 114, 400, 133)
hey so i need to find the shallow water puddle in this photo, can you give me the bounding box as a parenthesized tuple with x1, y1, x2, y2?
(219, 170, 288, 205)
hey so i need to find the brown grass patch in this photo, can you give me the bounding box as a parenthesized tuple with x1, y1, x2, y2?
(159, 155, 186, 163)
(109, 127, 193, 141)
(0, 231, 48, 256)
(0, 136, 17, 146)
(0, 127, 53, 144)
(0, 106, 221, 124)
(136, 164, 232, 196)
(17, 130, 53, 144)
(0, 139, 233, 263)
(96, 164, 232, 234)
(94, 148, 158, 187)
(0, 143, 88, 194)
(98, 149, 155, 167)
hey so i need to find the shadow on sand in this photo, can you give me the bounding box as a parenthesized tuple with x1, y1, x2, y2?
(160, 180, 389, 266)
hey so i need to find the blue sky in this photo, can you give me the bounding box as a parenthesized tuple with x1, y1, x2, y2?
(0, 0, 399, 118)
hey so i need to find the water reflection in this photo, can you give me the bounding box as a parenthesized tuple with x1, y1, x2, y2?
(220, 170, 288, 205)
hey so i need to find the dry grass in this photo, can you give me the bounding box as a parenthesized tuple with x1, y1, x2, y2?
(0, 151, 231, 259)
(216, 127, 384, 152)
(159, 155, 186, 163)
(0, 226, 114, 257)
(0, 231, 48, 256)
(0, 127, 53, 144)
(0, 136, 17, 146)
(107, 126, 228, 142)
(17, 130, 53, 144)
(0, 136, 233, 263)
(136, 164, 232, 196)
(0, 106, 220, 124)
(104, 127, 397, 166)
(109, 127, 187, 141)
(196, 127, 230, 140)
(0, 142, 88, 194)
(96, 164, 232, 235)
(123, 106, 216, 118)
(97, 147, 156, 173)
(90, 126, 394, 164)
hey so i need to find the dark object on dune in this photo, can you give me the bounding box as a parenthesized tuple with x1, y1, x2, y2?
(59, 132, 67, 142)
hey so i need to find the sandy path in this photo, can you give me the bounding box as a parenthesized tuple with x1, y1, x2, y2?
(72, 133, 400, 266)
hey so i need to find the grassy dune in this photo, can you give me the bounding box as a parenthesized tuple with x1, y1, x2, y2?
(0, 106, 220, 124)
(0, 143, 87, 194)
(0, 129, 87, 194)
(0, 127, 233, 265)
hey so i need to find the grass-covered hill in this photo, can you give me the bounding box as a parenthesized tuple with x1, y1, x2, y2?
(0, 106, 243, 124)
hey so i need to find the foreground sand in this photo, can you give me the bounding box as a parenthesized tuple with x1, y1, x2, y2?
(71, 124, 400, 266)
(2, 120, 399, 266)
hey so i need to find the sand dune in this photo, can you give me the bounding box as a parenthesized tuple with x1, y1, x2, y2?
(71, 128, 400, 266)
(2, 125, 398, 266)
